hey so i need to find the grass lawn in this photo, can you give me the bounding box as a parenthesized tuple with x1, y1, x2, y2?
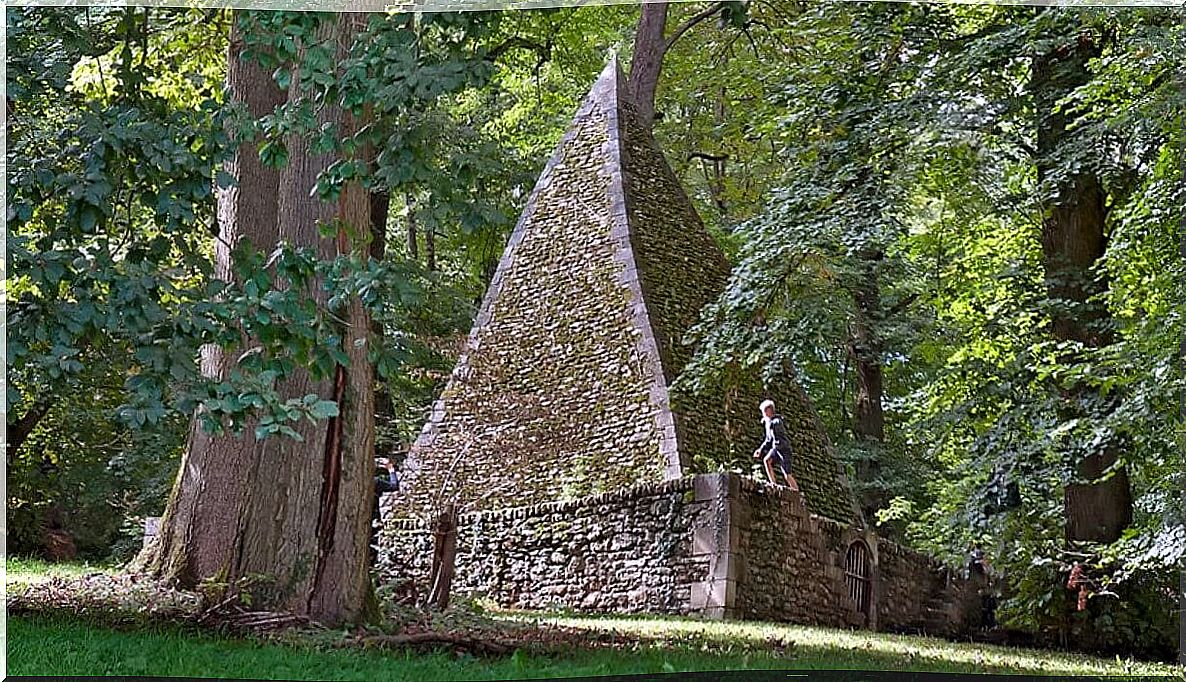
(518, 613, 1180, 677)
(5, 560, 1180, 680)
(6, 556, 118, 585)
(8, 613, 796, 680)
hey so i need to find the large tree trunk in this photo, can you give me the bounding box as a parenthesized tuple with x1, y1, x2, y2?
(141, 12, 286, 584)
(370, 191, 389, 263)
(233, 13, 375, 624)
(627, 1, 669, 129)
(1031, 28, 1131, 544)
(146, 14, 376, 626)
(627, 1, 727, 130)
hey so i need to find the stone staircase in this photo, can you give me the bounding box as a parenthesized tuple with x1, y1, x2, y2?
(920, 595, 956, 636)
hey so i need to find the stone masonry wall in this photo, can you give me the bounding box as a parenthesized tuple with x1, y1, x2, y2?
(876, 540, 978, 635)
(732, 476, 868, 627)
(730, 476, 977, 632)
(377, 477, 716, 614)
(377, 472, 974, 637)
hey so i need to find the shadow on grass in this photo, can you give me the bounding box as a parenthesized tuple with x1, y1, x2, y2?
(6, 563, 1176, 680)
(502, 611, 1177, 678)
(9, 612, 792, 681)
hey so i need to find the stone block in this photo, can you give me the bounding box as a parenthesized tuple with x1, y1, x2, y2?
(692, 526, 717, 556)
(693, 473, 722, 503)
(691, 578, 734, 610)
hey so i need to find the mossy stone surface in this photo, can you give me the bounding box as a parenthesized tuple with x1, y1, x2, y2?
(386, 60, 858, 526)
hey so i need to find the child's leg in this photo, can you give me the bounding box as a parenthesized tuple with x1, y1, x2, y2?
(779, 456, 800, 491)
(762, 454, 778, 485)
(784, 472, 800, 492)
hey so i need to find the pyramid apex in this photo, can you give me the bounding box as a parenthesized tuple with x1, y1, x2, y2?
(592, 54, 628, 103)
(599, 53, 623, 78)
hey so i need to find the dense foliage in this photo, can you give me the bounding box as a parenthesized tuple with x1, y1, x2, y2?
(6, 2, 1181, 655)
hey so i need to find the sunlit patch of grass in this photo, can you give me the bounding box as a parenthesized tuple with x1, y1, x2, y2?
(503, 612, 1178, 677)
(15, 611, 1175, 680)
(6, 556, 117, 587)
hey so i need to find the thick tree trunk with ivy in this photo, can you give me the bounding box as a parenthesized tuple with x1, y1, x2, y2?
(1032, 29, 1132, 544)
(147, 14, 376, 626)
(232, 13, 375, 624)
(142, 13, 286, 585)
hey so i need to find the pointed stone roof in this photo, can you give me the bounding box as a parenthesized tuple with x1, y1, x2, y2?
(389, 60, 860, 524)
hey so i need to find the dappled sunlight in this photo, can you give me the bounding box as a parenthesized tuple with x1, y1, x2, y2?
(6, 557, 116, 586)
(512, 614, 1175, 677)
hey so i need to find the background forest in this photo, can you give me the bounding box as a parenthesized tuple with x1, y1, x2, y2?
(6, 1, 1183, 656)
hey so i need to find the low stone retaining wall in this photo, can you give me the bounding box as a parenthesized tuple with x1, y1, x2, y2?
(377, 477, 714, 614)
(376, 472, 976, 634)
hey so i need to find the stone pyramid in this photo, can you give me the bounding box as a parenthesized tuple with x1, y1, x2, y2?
(389, 59, 860, 524)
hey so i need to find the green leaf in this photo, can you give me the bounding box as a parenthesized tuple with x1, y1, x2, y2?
(308, 399, 339, 420)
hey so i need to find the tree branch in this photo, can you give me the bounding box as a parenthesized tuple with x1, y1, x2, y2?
(484, 36, 550, 64)
(687, 151, 729, 163)
(665, 1, 726, 53)
(7, 397, 55, 461)
(741, 23, 761, 59)
(886, 292, 920, 318)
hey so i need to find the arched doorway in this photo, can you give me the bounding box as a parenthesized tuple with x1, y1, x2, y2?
(844, 540, 873, 619)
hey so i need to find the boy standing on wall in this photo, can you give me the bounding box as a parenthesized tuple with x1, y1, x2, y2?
(753, 399, 800, 492)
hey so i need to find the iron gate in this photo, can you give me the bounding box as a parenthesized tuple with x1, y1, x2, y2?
(844, 540, 872, 617)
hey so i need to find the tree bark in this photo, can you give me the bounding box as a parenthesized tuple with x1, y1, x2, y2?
(370, 191, 389, 263)
(427, 504, 457, 610)
(405, 191, 418, 260)
(848, 249, 887, 519)
(425, 223, 436, 271)
(1031, 28, 1131, 544)
(370, 189, 388, 339)
(233, 12, 375, 624)
(146, 13, 377, 626)
(850, 255, 885, 445)
(627, 1, 669, 129)
(142, 12, 286, 584)
(6, 397, 54, 461)
(627, 1, 726, 130)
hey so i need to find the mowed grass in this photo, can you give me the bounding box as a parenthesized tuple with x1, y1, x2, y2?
(8, 613, 791, 680)
(10, 612, 1179, 680)
(6, 560, 1180, 680)
(518, 613, 1180, 678)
